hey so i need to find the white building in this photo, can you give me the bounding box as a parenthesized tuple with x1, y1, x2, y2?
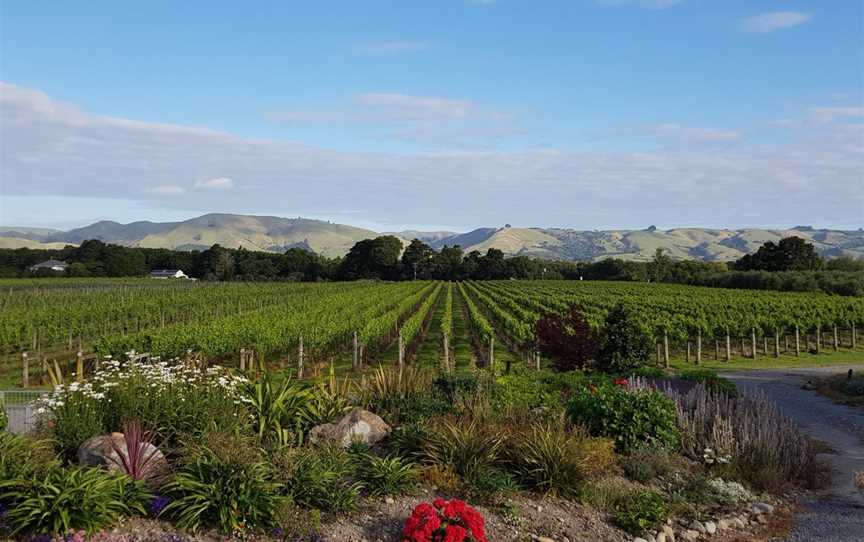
(148, 269, 189, 279)
(29, 260, 68, 272)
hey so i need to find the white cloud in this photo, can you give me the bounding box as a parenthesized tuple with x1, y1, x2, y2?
(353, 93, 474, 121)
(194, 177, 234, 190)
(808, 106, 864, 124)
(741, 12, 812, 33)
(2, 82, 861, 229)
(147, 185, 186, 195)
(353, 41, 429, 55)
(642, 123, 743, 143)
(596, 0, 684, 9)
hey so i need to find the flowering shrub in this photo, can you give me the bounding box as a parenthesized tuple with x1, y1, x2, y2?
(35, 356, 250, 456)
(402, 499, 487, 542)
(567, 384, 678, 452)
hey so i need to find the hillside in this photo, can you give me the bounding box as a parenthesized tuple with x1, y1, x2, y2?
(1, 214, 861, 261)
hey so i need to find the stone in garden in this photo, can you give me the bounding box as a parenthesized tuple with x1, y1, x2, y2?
(656, 533, 666, 542)
(752, 502, 775, 514)
(661, 525, 675, 542)
(716, 519, 732, 531)
(703, 521, 716, 535)
(688, 520, 706, 533)
(756, 514, 769, 525)
(78, 432, 167, 478)
(633, 538, 649, 542)
(681, 530, 700, 542)
(309, 408, 391, 447)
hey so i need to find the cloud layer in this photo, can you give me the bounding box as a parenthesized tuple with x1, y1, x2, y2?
(742, 12, 812, 33)
(1, 82, 862, 229)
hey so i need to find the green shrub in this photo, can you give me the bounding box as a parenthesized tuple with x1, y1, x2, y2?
(354, 453, 419, 496)
(433, 374, 479, 403)
(677, 369, 737, 396)
(596, 304, 653, 373)
(0, 401, 7, 432)
(506, 422, 617, 495)
(0, 466, 150, 536)
(163, 444, 282, 533)
(613, 491, 669, 535)
(421, 418, 505, 484)
(374, 395, 454, 425)
(245, 372, 316, 446)
(0, 432, 58, 482)
(389, 421, 432, 459)
(280, 444, 362, 512)
(622, 447, 685, 483)
(568, 385, 678, 452)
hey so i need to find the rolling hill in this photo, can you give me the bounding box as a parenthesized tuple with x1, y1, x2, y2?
(1, 214, 861, 262)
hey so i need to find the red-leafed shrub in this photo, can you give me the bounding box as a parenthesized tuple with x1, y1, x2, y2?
(535, 305, 600, 372)
(402, 499, 488, 542)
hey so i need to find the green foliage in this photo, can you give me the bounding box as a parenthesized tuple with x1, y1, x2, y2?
(163, 445, 282, 533)
(0, 401, 6, 432)
(505, 422, 617, 495)
(568, 385, 678, 452)
(421, 418, 506, 487)
(245, 371, 316, 446)
(622, 447, 685, 484)
(433, 374, 479, 403)
(677, 369, 737, 396)
(0, 466, 150, 536)
(388, 421, 432, 459)
(280, 444, 362, 512)
(0, 432, 59, 484)
(596, 303, 653, 373)
(613, 491, 669, 535)
(354, 453, 419, 496)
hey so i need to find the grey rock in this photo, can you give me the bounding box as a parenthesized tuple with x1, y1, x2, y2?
(688, 520, 706, 533)
(752, 502, 775, 515)
(662, 525, 676, 542)
(78, 432, 167, 479)
(681, 530, 700, 542)
(716, 518, 733, 531)
(633, 538, 649, 542)
(704, 521, 717, 535)
(656, 533, 667, 542)
(309, 408, 391, 447)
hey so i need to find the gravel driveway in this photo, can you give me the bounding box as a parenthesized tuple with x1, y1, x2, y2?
(722, 365, 864, 542)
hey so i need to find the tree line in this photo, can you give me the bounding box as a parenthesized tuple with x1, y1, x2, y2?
(0, 235, 861, 295)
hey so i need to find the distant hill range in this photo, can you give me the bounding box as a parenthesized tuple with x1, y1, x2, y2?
(1, 214, 862, 262)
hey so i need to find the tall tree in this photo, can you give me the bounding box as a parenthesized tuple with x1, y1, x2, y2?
(735, 236, 823, 271)
(401, 239, 435, 279)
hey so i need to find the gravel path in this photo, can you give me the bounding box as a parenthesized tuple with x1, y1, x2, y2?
(722, 364, 864, 542)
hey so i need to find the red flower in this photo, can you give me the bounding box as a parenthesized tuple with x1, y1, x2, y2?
(443, 524, 467, 542)
(433, 498, 447, 509)
(614, 378, 629, 387)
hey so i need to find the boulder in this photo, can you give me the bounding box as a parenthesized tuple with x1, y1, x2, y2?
(309, 408, 391, 448)
(681, 530, 700, 542)
(703, 521, 716, 535)
(661, 525, 676, 542)
(78, 432, 167, 478)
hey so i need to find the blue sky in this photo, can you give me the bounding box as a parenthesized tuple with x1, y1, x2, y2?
(1, 0, 862, 231)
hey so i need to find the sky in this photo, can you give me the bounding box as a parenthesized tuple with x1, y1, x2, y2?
(0, 0, 862, 232)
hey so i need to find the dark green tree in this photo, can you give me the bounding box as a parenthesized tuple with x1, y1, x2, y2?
(339, 236, 402, 280)
(735, 236, 823, 272)
(596, 303, 653, 373)
(400, 239, 434, 279)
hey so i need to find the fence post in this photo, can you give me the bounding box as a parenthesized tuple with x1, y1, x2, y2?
(833, 325, 839, 350)
(725, 333, 731, 362)
(663, 330, 670, 368)
(795, 326, 801, 356)
(76, 351, 84, 382)
(535, 350, 541, 371)
(750, 328, 757, 359)
(240, 348, 246, 371)
(816, 327, 821, 354)
(298, 335, 304, 379)
(352, 331, 359, 370)
(442, 333, 449, 372)
(774, 329, 780, 358)
(398, 333, 404, 368)
(696, 330, 702, 365)
(488, 336, 495, 371)
(22, 352, 29, 388)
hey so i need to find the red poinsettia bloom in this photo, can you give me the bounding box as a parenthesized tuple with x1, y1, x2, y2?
(402, 499, 487, 542)
(613, 378, 629, 387)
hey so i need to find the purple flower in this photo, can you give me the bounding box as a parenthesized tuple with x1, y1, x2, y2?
(148, 495, 171, 517)
(165, 535, 184, 542)
(271, 527, 285, 538)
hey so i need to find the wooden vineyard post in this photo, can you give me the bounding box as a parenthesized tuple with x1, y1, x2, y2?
(725, 333, 731, 362)
(488, 336, 495, 371)
(696, 331, 702, 365)
(795, 326, 801, 356)
(663, 330, 670, 368)
(816, 327, 821, 354)
(774, 329, 780, 358)
(22, 352, 29, 388)
(240, 348, 246, 371)
(352, 331, 359, 370)
(298, 335, 304, 379)
(76, 351, 84, 382)
(686, 341, 691, 364)
(535, 350, 541, 371)
(833, 325, 839, 350)
(442, 334, 449, 371)
(398, 333, 404, 368)
(750, 328, 757, 359)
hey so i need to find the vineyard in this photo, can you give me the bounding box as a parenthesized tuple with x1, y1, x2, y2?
(1, 278, 863, 387)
